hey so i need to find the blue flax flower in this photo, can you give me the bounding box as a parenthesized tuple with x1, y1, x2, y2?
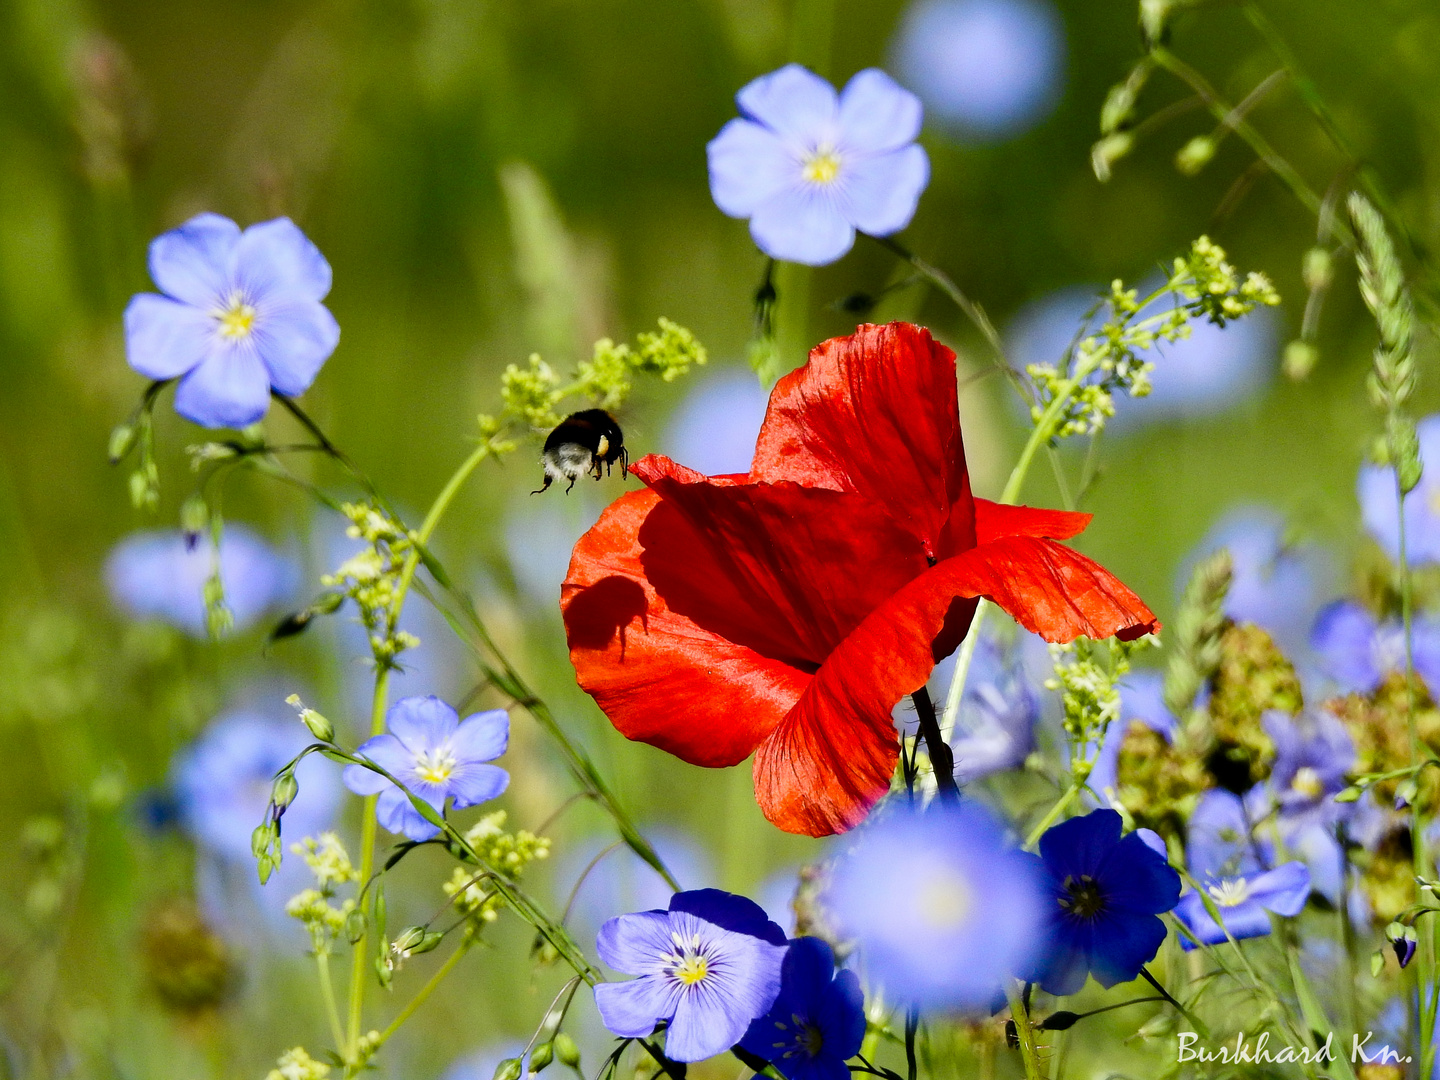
(125, 213, 340, 428)
(106, 525, 295, 637)
(594, 889, 787, 1062)
(1173, 863, 1310, 949)
(1028, 809, 1180, 995)
(1359, 413, 1440, 565)
(1311, 599, 1440, 695)
(342, 696, 509, 842)
(949, 634, 1040, 784)
(739, 937, 864, 1080)
(708, 64, 929, 266)
(825, 801, 1043, 1009)
(890, 0, 1064, 141)
(1185, 788, 1269, 881)
(1087, 670, 1181, 804)
(1264, 710, 1353, 833)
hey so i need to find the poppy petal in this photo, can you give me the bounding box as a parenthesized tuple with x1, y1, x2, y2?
(753, 535, 1158, 835)
(974, 499, 1092, 543)
(749, 322, 976, 559)
(633, 454, 930, 659)
(562, 488, 809, 768)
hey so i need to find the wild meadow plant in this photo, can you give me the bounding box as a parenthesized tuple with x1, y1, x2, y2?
(95, 4, 1440, 1079)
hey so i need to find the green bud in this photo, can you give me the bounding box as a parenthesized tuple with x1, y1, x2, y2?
(1371, 949, 1385, 977)
(252, 822, 276, 858)
(553, 1033, 581, 1070)
(1100, 62, 1151, 133)
(375, 954, 394, 989)
(1302, 247, 1333, 292)
(1282, 341, 1318, 381)
(1395, 778, 1418, 810)
(345, 908, 368, 945)
(1174, 136, 1215, 176)
(1090, 132, 1133, 183)
(529, 1043, 554, 1073)
(286, 694, 335, 742)
(108, 422, 138, 464)
(392, 926, 443, 957)
(493, 1059, 524, 1080)
(179, 495, 208, 539)
(1334, 785, 1364, 804)
(271, 771, 299, 812)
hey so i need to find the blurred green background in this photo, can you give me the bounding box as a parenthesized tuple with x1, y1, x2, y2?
(2, 0, 1438, 1076)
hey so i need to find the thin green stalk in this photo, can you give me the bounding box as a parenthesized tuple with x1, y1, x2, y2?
(346, 665, 391, 1054)
(370, 936, 475, 1054)
(317, 950, 346, 1054)
(1005, 984, 1045, 1080)
(1023, 783, 1084, 850)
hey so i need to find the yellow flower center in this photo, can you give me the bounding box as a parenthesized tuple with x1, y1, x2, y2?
(215, 293, 258, 340)
(802, 147, 842, 185)
(663, 931, 710, 986)
(1207, 878, 1252, 908)
(1428, 486, 1440, 517)
(1291, 766, 1324, 799)
(916, 870, 971, 930)
(415, 747, 457, 785)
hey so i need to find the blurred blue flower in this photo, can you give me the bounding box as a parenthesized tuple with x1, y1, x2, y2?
(708, 64, 929, 265)
(1359, 413, 1440, 565)
(1173, 862, 1310, 949)
(1088, 670, 1180, 804)
(1185, 788, 1269, 880)
(825, 801, 1043, 1008)
(1007, 285, 1278, 431)
(1311, 599, 1440, 695)
(1028, 809, 1180, 995)
(756, 867, 801, 935)
(1264, 710, 1353, 833)
(342, 696, 509, 842)
(442, 1042, 527, 1080)
(663, 369, 770, 476)
(175, 708, 339, 865)
(739, 937, 864, 1080)
(1181, 506, 1331, 658)
(594, 889, 787, 1062)
(890, 0, 1064, 141)
(124, 213, 340, 428)
(106, 525, 295, 637)
(949, 634, 1040, 784)
(553, 829, 714, 944)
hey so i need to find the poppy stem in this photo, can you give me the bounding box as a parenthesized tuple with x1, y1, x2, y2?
(910, 687, 959, 802)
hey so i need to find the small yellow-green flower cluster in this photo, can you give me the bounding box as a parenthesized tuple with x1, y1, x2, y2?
(442, 812, 551, 926)
(1046, 636, 1149, 775)
(265, 1047, 330, 1080)
(286, 832, 359, 954)
(501, 354, 567, 431)
(321, 503, 419, 668)
(1025, 236, 1279, 440)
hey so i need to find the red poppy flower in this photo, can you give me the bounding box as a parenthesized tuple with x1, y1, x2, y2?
(561, 322, 1158, 837)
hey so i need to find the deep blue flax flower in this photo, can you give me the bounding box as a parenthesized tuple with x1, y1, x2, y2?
(708, 64, 929, 265)
(124, 212, 340, 428)
(342, 696, 510, 842)
(1027, 809, 1180, 995)
(825, 801, 1043, 1008)
(739, 937, 864, 1080)
(594, 889, 787, 1062)
(106, 525, 295, 637)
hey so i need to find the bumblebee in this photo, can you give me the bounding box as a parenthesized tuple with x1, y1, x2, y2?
(533, 409, 629, 494)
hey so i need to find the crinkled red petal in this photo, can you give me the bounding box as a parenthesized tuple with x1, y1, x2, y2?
(561, 488, 807, 768)
(631, 454, 929, 661)
(974, 498, 1092, 543)
(749, 322, 976, 560)
(753, 535, 1160, 836)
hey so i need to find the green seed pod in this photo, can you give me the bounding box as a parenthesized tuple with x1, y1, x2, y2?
(271, 771, 299, 813)
(251, 823, 275, 858)
(1302, 246, 1333, 292)
(108, 422, 138, 464)
(1282, 341, 1318, 381)
(553, 1033, 580, 1070)
(345, 908, 368, 945)
(493, 1059, 523, 1080)
(1174, 136, 1215, 176)
(529, 1043, 554, 1073)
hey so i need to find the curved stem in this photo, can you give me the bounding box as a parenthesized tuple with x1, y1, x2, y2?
(369, 935, 474, 1056)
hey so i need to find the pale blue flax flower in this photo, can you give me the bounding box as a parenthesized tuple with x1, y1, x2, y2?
(890, 0, 1064, 141)
(342, 696, 510, 842)
(1311, 599, 1440, 695)
(825, 801, 1043, 1008)
(124, 212, 340, 428)
(595, 889, 787, 1062)
(708, 64, 930, 265)
(1173, 863, 1310, 949)
(106, 525, 295, 637)
(1359, 413, 1440, 565)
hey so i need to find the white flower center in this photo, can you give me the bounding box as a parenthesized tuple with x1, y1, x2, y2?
(1291, 766, 1324, 799)
(414, 745, 457, 785)
(661, 931, 710, 986)
(1207, 877, 1252, 908)
(916, 869, 971, 930)
(215, 291, 258, 340)
(802, 146, 842, 185)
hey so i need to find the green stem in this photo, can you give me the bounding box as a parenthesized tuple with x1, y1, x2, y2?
(369, 936, 474, 1055)
(317, 950, 346, 1054)
(346, 665, 391, 1055)
(1005, 984, 1045, 1080)
(1024, 782, 1084, 850)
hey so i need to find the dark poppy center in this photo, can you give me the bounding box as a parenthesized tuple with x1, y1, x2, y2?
(1058, 874, 1106, 920)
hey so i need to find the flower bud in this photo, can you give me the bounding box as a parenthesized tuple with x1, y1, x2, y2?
(1283, 341, 1318, 381)
(252, 822, 276, 858)
(1395, 778, 1418, 810)
(345, 908, 368, 945)
(1040, 1010, 1081, 1031)
(1301, 246, 1333, 292)
(529, 1043, 554, 1074)
(1394, 927, 1418, 968)
(553, 1033, 581, 1069)
(493, 1059, 524, 1080)
(271, 771, 299, 814)
(1174, 136, 1215, 176)
(1334, 785, 1363, 804)
(286, 695, 335, 742)
(108, 422, 138, 463)
(391, 926, 443, 957)
(1090, 133, 1133, 183)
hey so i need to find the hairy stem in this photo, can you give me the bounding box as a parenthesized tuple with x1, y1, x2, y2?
(910, 687, 958, 802)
